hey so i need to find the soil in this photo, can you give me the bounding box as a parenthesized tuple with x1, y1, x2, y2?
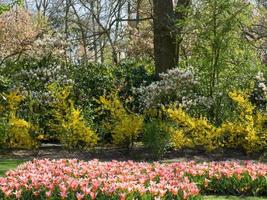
(0, 145, 266, 163)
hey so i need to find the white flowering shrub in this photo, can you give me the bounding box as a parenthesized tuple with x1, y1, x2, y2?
(8, 60, 73, 107)
(251, 72, 267, 111)
(137, 68, 210, 111)
(12, 62, 73, 90)
(1, 59, 74, 138)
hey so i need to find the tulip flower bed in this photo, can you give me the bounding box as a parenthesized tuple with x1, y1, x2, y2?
(0, 160, 266, 200)
(172, 161, 267, 196)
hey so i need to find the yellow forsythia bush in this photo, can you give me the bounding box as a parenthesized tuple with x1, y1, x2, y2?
(59, 105, 98, 149)
(48, 84, 98, 149)
(98, 95, 144, 148)
(166, 91, 267, 153)
(166, 107, 220, 151)
(7, 117, 35, 149)
(221, 91, 267, 152)
(4, 91, 36, 149)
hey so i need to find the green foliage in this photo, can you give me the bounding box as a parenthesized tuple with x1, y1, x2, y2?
(0, 0, 24, 15)
(188, 173, 267, 196)
(143, 119, 170, 159)
(114, 59, 154, 112)
(69, 60, 152, 145)
(0, 159, 25, 177)
(0, 75, 10, 93)
(205, 196, 267, 200)
(0, 118, 8, 147)
(180, 0, 266, 124)
(70, 60, 153, 116)
(0, 5, 10, 15)
(71, 62, 116, 109)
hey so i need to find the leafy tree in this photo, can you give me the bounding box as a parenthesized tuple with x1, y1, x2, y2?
(0, 0, 23, 14)
(180, 0, 266, 124)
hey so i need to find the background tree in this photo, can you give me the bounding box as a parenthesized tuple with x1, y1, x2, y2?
(152, 0, 177, 76)
(0, 8, 40, 66)
(179, 0, 266, 123)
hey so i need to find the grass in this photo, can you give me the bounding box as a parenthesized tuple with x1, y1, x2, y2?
(0, 160, 266, 200)
(0, 159, 25, 176)
(205, 196, 267, 200)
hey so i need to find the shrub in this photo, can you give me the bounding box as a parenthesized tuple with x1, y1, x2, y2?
(0, 118, 7, 147)
(71, 63, 115, 108)
(1, 91, 36, 149)
(143, 119, 170, 159)
(97, 95, 143, 149)
(6, 117, 35, 149)
(166, 90, 267, 153)
(114, 59, 154, 112)
(70, 60, 153, 125)
(137, 68, 212, 120)
(221, 91, 267, 152)
(60, 106, 98, 150)
(48, 84, 98, 150)
(250, 72, 267, 111)
(166, 107, 220, 152)
(0, 75, 10, 93)
(2, 58, 73, 137)
(138, 68, 199, 110)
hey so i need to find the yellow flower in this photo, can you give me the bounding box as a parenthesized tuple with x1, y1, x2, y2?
(98, 95, 144, 148)
(165, 90, 267, 153)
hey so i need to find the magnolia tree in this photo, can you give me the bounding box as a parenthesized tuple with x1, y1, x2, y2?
(0, 8, 39, 65)
(0, 8, 66, 66)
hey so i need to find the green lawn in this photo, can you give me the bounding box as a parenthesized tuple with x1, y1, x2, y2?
(0, 160, 266, 200)
(205, 196, 267, 200)
(0, 159, 25, 176)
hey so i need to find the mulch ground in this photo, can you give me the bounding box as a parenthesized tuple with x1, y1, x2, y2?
(0, 145, 266, 163)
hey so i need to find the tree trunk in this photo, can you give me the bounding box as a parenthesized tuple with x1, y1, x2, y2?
(64, 0, 71, 63)
(153, 0, 177, 76)
(91, 1, 98, 62)
(136, 0, 141, 29)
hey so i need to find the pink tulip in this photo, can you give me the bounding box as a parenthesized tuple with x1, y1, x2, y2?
(76, 192, 84, 200)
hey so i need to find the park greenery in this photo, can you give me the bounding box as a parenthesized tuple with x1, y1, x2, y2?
(0, 0, 267, 198)
(0, 0, 266, 155)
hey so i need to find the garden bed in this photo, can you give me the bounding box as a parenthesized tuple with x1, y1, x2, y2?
(0, 159, 266, 200)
